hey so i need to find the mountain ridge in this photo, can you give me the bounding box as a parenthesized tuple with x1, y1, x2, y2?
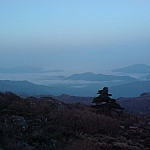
(65, 72, 137, 82)
(112, 64, 150, 73)
(1, 79, 150, 98)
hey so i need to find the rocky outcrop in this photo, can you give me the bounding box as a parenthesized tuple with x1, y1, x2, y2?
(4, 115, 28, 135)
(4, 115, 28, 129)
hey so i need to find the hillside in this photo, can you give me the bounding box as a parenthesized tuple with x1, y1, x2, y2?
(53, 94, 93, 104)
(53, 92, 150, 115)
(0, 80, 65, 96)
(110, 80, 150, 98)
(117, 92, 150, 114)
(0, 92, 150, 149)
(141, 74, 150, 80)
(112, 64, 150, 73)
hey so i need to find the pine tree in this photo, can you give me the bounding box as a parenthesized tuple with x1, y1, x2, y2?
(92, 87, 124, 111)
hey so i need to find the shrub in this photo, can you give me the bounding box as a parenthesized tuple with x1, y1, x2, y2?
(48, 106, 120, 136)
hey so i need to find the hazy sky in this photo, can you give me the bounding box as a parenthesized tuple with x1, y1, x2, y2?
(0, 0, 150, 74)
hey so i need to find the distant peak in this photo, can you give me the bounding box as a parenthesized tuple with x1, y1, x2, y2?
(112, 64, 150, 73)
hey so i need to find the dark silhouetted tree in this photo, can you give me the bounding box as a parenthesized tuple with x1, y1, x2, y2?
(92, 87, 124, 111)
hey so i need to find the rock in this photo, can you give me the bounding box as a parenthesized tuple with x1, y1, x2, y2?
(4, 115, 28, 135)
(120, 125, 125, 130)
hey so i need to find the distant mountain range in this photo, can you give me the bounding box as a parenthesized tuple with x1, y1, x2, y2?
(1, 64, 150, 98)
(112, 64, 150, 73)
(0, 66, 63, 74)
(0, 80, 61, 96)
(109, 81, 150, 98)
(65, 72, 137, 82)
(140, 74, 150, 80)
(1, 64, 150, 74)
(1, 79, 150, 98)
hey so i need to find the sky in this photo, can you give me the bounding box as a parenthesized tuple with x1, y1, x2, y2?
(0, 0, 150, 74)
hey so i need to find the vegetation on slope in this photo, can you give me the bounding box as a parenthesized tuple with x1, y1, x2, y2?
(0, 91, 150, 149)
